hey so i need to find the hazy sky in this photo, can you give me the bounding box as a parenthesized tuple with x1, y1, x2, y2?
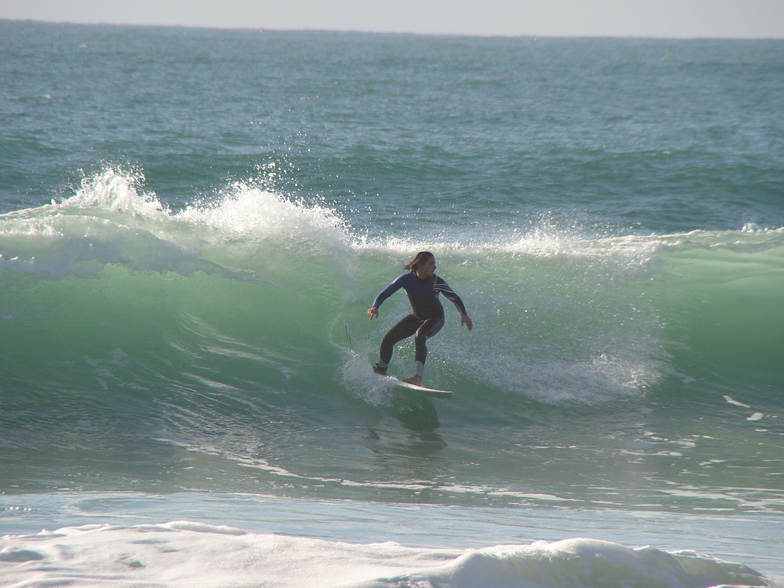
(1, 0, 782, 38)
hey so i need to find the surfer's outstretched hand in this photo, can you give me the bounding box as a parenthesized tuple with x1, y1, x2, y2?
(461, 314, 473, 331)
(368, 307, 379, 320)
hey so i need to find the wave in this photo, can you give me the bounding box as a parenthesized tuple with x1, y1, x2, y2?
(0, 522, 770, 588)
(1, 168, 782, 499)
(1, 168, 782, 408)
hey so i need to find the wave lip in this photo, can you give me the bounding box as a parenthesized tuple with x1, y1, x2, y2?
(0, 167, 353, 279)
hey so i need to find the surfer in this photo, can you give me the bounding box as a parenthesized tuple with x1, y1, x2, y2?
(368, 251, 473, 386)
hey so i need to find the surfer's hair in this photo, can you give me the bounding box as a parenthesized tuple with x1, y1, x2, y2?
(405, 251, 434, 271)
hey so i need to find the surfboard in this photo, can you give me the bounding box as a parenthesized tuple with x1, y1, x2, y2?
(375, 373, 453, 399)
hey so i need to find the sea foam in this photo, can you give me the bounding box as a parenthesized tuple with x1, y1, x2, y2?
(0, 523, 770, 588)
(0, 521, 771, 588)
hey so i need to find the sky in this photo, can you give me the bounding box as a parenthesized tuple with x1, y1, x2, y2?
(1, 0, 782, 39)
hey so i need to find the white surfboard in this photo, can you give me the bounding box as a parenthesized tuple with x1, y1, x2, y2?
(376, 374, 453, 399)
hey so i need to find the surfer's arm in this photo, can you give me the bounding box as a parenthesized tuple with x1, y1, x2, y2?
(434, 277, 473, 330)
(433, 277, 468, 316)
(370, 273, 408, 311)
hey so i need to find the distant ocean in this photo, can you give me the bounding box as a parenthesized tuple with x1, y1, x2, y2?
(1, 20, 782, 587)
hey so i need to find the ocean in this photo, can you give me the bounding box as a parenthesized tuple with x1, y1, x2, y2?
(1, 20, 782, 587)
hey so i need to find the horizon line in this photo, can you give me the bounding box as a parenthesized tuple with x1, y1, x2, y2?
(2, 17, 783, 42)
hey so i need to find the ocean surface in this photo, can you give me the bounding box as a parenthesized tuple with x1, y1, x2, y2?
(1, 20, 783, 587)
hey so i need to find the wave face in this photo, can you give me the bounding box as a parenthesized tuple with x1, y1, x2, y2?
(1, 168, 781, 514)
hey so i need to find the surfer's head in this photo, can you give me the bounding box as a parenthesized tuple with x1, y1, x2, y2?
(405, 251, 436, 278)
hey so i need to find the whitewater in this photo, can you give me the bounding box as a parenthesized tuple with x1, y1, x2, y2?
(1, 20, 783, 587)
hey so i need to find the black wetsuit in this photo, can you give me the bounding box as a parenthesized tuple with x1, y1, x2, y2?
(372, 271, 468, 367)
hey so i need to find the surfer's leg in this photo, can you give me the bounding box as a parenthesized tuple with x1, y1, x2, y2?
(409, 315, 444, 380)
(379, 314, 422, 367)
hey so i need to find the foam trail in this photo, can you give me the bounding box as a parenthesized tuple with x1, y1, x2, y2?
(0, 524, 770, 588)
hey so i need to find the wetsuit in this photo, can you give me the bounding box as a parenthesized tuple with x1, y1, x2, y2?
(372, 271, 468, 375)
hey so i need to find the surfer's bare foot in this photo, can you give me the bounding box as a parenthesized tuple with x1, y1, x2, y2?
(401, 376, 422, 386)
